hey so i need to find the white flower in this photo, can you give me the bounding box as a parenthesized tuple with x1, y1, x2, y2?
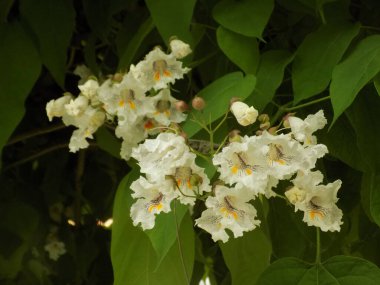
(69, 129, 92, 152)
(130, 176, 177, 230)
(130, 47, 190, 91)
(145, 89, 187, 126)
(169, 39, 192, 59)
(44, 240, 66, 261)
(255, 132, 325, 179)
(46, 93, 72, 121)
(98, 75, 151, 124)
(230, 101, 258, 126)
(78, 78, 99, 101)
(195, 184, 260, 243)
(212, 136, 268, 196)
(131, 132, 190, 179)
(288, 110, 327, 145)
(170, 155, 212, 205)
(64, 95, 89, 117)
(287, 171, 343, 232)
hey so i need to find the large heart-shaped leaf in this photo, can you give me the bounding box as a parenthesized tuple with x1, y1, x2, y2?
(257, 256, 380, 285)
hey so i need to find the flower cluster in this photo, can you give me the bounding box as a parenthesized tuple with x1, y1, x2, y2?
(46, 39, 191, 158)
(130, 132, 211, 230)
(46, 37, 343, 243)
(129, 108, 343, 242)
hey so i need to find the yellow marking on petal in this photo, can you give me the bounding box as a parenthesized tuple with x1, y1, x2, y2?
(128, 100, 136, 110)
(186, 179, 192, 189)
(118, 99, 125, 107)
(164, 110, 170, 117)
(277, 159, 286, 165)
(163, 70, 171, 77)
(309, 210, 324, 220)
(148, 203, 163, 213)
(231, 165, 239, 174)
(220, 207, 238, 220)
(154, 71, 161, 81)
(176, 179, 182, 187)
(245, 168, 253, 175)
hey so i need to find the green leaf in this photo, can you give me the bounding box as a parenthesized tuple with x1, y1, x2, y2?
(20, 0, 75, 87)
(248, 50, 293, 111)
(0, 0, 14, 22)
(0, 202, 39, 279)
(220, 228, 271, 285)
(111, 169, 195, 285)
(118, 17, 155, 70)
(257, 256, 380, 285)
(293, 22, 360, 104)
(145, 0, 196, 44)
(216, 26, 259, 74)
(330, 35, 380, 124)
(182, 72, 256, 138)
(319, 114, 365, 172)
(146, 202, 188, 269)
(374, 73, 380, 96)
(213, 0, 274, 38)
(361, 172, 380, 227)
(0, 22, 41, 166)
(346, 89, 380, 172)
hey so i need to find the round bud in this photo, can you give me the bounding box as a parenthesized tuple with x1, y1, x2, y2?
(260, 121, 271, 130)
(112, 73, 124, 83)
(228, 129, 242, 143)
(258, 114, 270, 123)
(268, 126, 278, 135)
(192, 96, 206, 110)
(175, 100, 189, 112)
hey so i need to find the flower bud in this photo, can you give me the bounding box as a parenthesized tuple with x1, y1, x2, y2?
(112, 72, 124, 83)
(260, 122, 270, 130)
(169, 38, 192, 59)
(230, 101, 258, 126)
(192, 96, 206, 110)
(268, 126, 278, 135)
(175, 100, 189, 112)
(258, 114, 270, 123)
(282, 113, 296, 128)
(285, 186, 306, 205)
(228, 129, 242, 143)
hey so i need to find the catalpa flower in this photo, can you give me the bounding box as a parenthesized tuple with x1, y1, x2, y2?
(78, 78, 99, 102)
(145, 88, 187, 126)
(46, 93, 72, 121)
(288, 110, 327, 145)
(130, 47, 190, 91)
(131, 132, 191, 180)
(254, 131, 327, 179)
(212, 136, 268, 196)
(195, 184, 260, 243)
(169, 38, 192, 59)
(170, 155, 211, 205)
(286, 171, 343, 232)
(130, 176, 177, 230)
(44, 240, 67, 261)
(230, 101, 258, 126)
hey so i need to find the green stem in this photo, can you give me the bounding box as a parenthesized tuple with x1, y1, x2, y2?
(215, 134, 229, 154)
(315, 227, 321, 264)
(213, 111, 229, 133)
(361, 25, 380, 32)
(285, 96, 330, 112)
(188, 51, 218, 68)
(173, 201, 190, 285)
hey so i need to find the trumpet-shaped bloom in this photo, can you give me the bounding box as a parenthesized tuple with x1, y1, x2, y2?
(130, 176, 177, 230)
(78, 78, 99, 102)
(145, 89, 187, 126)
(46, 93, 72, 121)
(288, 110, 327, 145)
(195, 184, 260, 242)
(130, 47, 190, 90)
(212, 136, 268, 195)
(131, 132, 191, 179)
(286, 171, 343, 232)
